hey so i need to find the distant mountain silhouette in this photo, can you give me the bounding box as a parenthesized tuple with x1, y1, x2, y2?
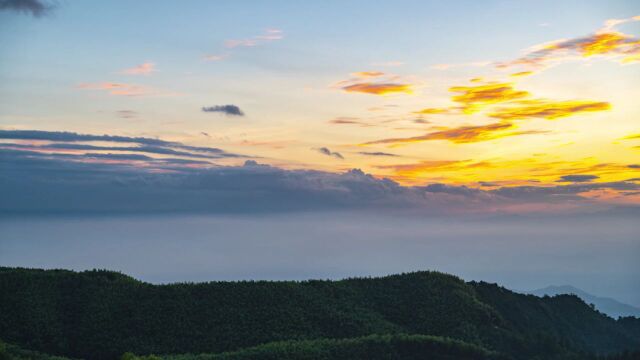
(530, 285, 640, 318)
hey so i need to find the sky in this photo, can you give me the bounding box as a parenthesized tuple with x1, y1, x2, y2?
(0, 1, 639, 301)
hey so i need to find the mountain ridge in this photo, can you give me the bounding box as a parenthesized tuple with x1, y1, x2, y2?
(1, 267, 639, 360)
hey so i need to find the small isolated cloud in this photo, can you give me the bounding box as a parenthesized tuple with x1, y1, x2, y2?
(489, 99, 610, 120)
(0, 0, 53, 17)
(202, 105, 245, 116)
(121, 62, 156, 76)
(315, 147, 344, 159)
(358, 151, 399, 157)
(558, 174, 600, 183)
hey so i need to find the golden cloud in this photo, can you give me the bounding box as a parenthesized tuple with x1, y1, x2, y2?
(510, 71, 533, 77)
(364, 122, 527, 145)
(449, 83, 530, 113)
(413, 108, 450, 115)
(489, 99, 611, 120)
(498, 15, 640, 71)
(350, 71, 385, 78)
(342, 82, 413, 95)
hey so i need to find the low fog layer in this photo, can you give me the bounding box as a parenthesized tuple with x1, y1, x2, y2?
(1, 212, 638, 306)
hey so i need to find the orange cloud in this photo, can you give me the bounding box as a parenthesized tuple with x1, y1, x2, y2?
(121, 62, 156, 75)
(342, 83, 412, 95)
(363, 122, 530, 145)
(449, 82, 530, 113)
(489, 99, 611, 120)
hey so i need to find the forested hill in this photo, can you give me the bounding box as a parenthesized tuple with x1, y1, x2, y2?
(1, 268, 639, 360)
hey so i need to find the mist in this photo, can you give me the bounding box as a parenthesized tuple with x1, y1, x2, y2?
(1, 212, 638, 306)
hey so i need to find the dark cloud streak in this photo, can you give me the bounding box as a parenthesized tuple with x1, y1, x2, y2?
(202, 105, 245, 116)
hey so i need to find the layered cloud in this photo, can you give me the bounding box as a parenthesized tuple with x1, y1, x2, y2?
(342, 83, 413, 95)
(0, 130, 245, 167)
(336, 72, 414, 95)
(1, 139, 638, 215)
(364, 122, 536, 145)
(489, 99, 611, 120)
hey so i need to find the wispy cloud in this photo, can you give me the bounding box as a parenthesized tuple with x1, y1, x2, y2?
(329, 117, 374, 127)
(489, 99, 611, 120)
(358, 151, 399, 157)
(497, 15, 640, 71)
(335, 72, 415, 96)
(0, 129, 244, 159)
(116, 110, 138, 119)
(363, 122, 529, 145)
(121, 62, 157, 76)
(225, 28, 284, 48)
(203, 54, 227, 62)
(202, 105, 245, 116)
(342, 83, 412, 95)
(77, 82, 177, 97)
(350, 71, 386, 78)
(315, 147, 344, 159)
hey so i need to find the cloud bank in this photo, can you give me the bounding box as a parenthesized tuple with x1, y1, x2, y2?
(1, 130, 639, 216)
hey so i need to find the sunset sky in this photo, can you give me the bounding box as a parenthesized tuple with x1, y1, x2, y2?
(1, 0, 639, 213)
(1, 0, 640, 305)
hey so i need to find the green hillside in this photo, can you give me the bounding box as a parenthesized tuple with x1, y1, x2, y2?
(0, 267, 638, 360)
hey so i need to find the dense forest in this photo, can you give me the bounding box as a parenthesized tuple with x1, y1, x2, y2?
(1, 267, 639, 360)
